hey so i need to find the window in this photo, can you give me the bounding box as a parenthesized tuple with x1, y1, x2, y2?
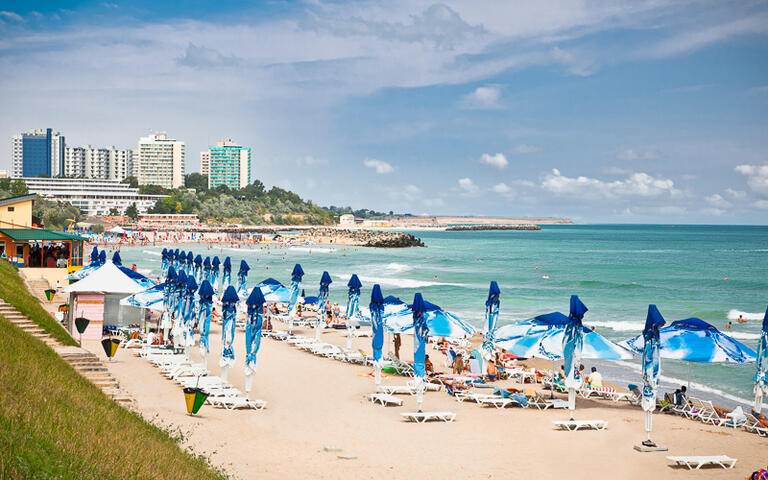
(7, 207, 14, 212)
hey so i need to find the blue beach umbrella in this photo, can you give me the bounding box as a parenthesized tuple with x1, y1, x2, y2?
(315, 271, 332, 339)
(287, 264, 305, 329)
(237, 260, 250, 295)
(98, 250, 106, 265)
(755, 307, 768, 413)
(221, 257, 232, 293)
(563, 295, 588, 419)
(211, 256, 221, 293)
(412, 293, 430, 412)
(161, 248, 169, 275)
(353, 295, 408, 327)
(194, 254, 203, 283)
(175, 270, 188, 321)
(173, 249, 180, 269)
(67, 248, 101, 280)
(203, 256, 211, 284)
(186, 251, 194, 270)
(120, 282, 165, 312)
(482, 281, 500, 355)
(370, 285, 385, 363)
(245, 287, 266, 379)
(112, 251, 122, 265)
(182, 276, 198, 348)
(220, 286, 239, 370)
(344, 274, 362, 347)
(387, 298, 476, 338)
(641, 305, 665, 446)
(90, 247, 99, 265)
(198, 280, 214, 359)
(257, 278, 292, 303)
(162, 266, 176, 336)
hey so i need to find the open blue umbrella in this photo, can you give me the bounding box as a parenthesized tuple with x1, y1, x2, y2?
(755, 307, 768, 413)
(370, 285, 385, 384)
(237, 260, 250, 295)
(412, 293, 429, 412)
(387, 298, 476, 338)
(352, 295, 407, 327)
(315, 271, 332, 339)
(344, 274, 362, 348)
(641, 305, 665, 447)
(220, 286, 239, 380)
(245, 287, 266, 395)
(563, 295, 588, 419)
(221, 257, 232, 293)
(120, 283, 165, 312)
(211, 256, 221, 293)
(198, 280, 214, 361)
(482, 281, 500, 355)
(256, 278, 291, 302)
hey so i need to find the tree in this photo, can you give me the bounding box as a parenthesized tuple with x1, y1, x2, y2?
(125, 203, 139, 220)
(184, 173, 208, 191)
(10, 179, 28, 195)
(122, 176, 139, 188)
(108, 207, 119, 216)
(138, 184, 168, 195)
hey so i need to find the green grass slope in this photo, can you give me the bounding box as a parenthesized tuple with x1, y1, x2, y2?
(0, 261, 77, 346)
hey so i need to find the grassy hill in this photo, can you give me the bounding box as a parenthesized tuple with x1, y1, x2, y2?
(0, 266, 227, 479)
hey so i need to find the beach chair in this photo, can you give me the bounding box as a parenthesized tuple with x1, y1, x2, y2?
(528, 392, 568, 410)
(366, 393, 403, 406)
(208, 396, 267, 410)
(552, 420, 608, 431)
(377, 385, 417, 396)
(688, 398, 718, 424)
(722, 406, 747, 428)
(477, 396, 526, 409)
(666, 455, 736, 470)
(744, 415, 768, 436)
(406, 379, 442, 392)
(386, 357, 415, 377)
(400, 412, 456, 423)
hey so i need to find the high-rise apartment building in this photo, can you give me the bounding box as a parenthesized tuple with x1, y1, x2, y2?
(64, 146, 134, 180)
(11, 128, 66, 178)
(200, 151, 210, 178)
(136, 132, 185, 189)
(204, 139, 251, 190)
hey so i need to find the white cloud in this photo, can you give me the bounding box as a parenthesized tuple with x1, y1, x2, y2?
(0, 11, 23, 21)
(176, 43, 240, 68)
(461, 85, 503, 110)
(705, 194, 732, 209)
(480, 153, 508, 169)
(541, 168, 678, 200)
(735, 164, 768, 195)
(458, 177, 479, 194)
(551, 46, 595, 76)
(603, 166, 632, 175)
(363, 158, 394, 174)
(616, 148, 659, 162)
(491, 183, 511, 193)
(754, 200, 768, 210)
(298, 156, 328, 166)
(725, 188, 747, 199)
(514, 144, 542, 154)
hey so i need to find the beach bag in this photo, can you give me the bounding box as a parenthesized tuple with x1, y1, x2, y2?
(749, 469, 768, 480)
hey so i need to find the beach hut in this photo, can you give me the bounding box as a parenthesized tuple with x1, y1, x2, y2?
(63, 261, 144, 340)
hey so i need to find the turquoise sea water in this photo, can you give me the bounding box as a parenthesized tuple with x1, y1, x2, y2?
(116, 224, 768, 407)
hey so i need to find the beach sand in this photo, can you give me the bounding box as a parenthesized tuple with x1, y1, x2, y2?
(82, 322, 767, 479)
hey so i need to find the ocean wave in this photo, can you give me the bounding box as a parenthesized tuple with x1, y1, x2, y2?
(575, 280, 646, 289)
(137, 268, 153, 275)
(352, 274, 469, 289)
(289, 247, 336, 254)
(586, 320, 645, 332)
(142, 250, 161, 256)
(385, 262, 413, 273)
(725, 331, 761, 340)
(727, 309, 765, 321)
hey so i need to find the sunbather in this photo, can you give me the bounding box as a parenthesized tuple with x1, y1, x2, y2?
(486, 356, 498, 381)
(587, 367, 602, 388)
(425, 354, 434, 374)
(453, 354, 465, 374)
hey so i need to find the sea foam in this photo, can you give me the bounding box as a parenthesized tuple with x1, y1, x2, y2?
(727, 309, 765, 321)
(142, 250, 162, 256)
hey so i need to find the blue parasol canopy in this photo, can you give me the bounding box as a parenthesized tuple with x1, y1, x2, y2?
(641, 305, 666, 414)
(220, 286, 239, 367)
(257, 278, 291, 303)
(292, 264, 304, 280)
(223, 256, 231, 271)
(197, 280, 214, 354)
(370, 284, 385, 362)
(245, 286, 266, 375)
(754, 307, 768, 412)
(286, 264, 304, 314)
(203, 256, 211, 268)
(90, 247, 99, 264)
(212, 256, 220, 268)
(483, 281, 500, 354)
(411, 293, 429, 378)
(120, 283, 165, 311)
(320, 271, 332, 286)
(99, 250, 106, 263)
(347, 274, 362, 290)
(194, 254, 202, 265)
(112, 251, 122, 265)
(620, 317, 757, 363)
(239, 259, 250, 275)
(386, 296, 475, 338)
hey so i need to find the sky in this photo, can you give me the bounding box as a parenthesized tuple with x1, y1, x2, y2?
(0, 1, 767, 224)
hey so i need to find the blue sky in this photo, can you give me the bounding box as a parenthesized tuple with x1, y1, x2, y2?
(1, 1, 767, 223)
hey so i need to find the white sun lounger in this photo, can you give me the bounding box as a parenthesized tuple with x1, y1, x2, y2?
(208, 396, 267, 410)
(377, 385, 417, 395)
(366, 393, 404, 406)
(553, 420, 608, 431)
(406, 380, 442, 392)
(477, 397, 525, 409)
(666, 455, 737, 470)
(401, 412, 456, 423)
(744, 415, 768, 436)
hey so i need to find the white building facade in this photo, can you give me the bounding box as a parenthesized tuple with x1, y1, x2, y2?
(23, 177, 165, 216)
(64, 146, 134, 180)
(203, 139, 251, 189)
(136, 132, 185, 188)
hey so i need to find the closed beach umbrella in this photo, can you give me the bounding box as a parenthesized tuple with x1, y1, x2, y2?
(222, 257, 232, 293)
(641, 305, 666, 447)
(315, 271, 332, 340)
(161, 248, 168, 276)
(194, 254, 203, 283)
(112, 251, 122, 266)
(182, 275, 198, 352)
(244, 286, 266, 396)
(287, 264, 304, 333)
(186, 250, 194, 270)
(220, 286, 239, 382)
(98, 250, 106, 265)
(211, 256, 221, 293)
(237, 260, 250, 295)
(162, 266, 177, 339)
(370, 284, 385, 385)
(755, 307, 768, 413)
(173, 249, 180, 269)
(90, 246, 99, 265)
(345, 274, 362, 349)
(482, 281, 500, 356)
(563, 295, 588, 420)
(197, 280, 214, 364)
(173, 270, 188, 347)
(412, 293, 430, 412)
(203, 256, 211, 285)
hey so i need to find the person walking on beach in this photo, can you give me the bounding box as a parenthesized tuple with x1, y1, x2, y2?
(394, 333, 402, 359)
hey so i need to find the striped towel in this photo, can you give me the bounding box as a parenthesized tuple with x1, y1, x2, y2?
(587, 386, 616, 394)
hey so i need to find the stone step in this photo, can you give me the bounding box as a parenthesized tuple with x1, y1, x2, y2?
(74, 366, 109, 373)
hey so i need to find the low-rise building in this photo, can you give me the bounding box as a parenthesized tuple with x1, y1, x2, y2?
(339, 214, 355, 226)
(22, 177, 164, 216)
(137, 213, 199, 228)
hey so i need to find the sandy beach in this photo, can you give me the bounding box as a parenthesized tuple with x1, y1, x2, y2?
(79, 321, 767, 480)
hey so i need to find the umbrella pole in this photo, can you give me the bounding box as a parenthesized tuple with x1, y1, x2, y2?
(568, 388, 575, 421)
(551, 360, 555, 399)
(687, 363, 691, 394)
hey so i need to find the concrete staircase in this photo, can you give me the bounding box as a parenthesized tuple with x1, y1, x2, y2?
(26, 278, 67, 304)
(0, 300, 135, 406)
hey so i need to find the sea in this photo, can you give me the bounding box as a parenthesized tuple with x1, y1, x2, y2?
(115, 224, 768, 409)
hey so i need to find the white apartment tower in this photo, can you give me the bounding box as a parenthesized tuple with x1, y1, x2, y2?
(200, 151, 210, 178)
(136, 132, 185, 188)
(203, 139, 251, 190)
(64, 146, 134, 180)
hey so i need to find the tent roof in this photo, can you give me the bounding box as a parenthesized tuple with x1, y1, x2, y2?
(63, 261, 144, 294)
(0, 228, 86, 241)
(108, 226, 125, 233)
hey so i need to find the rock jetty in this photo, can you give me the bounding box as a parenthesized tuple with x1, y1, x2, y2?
(296, 228, 424, 248)
(445, 225, 541, 231)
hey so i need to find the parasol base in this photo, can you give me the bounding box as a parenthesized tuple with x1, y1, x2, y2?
(634, 444, 668, 452)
